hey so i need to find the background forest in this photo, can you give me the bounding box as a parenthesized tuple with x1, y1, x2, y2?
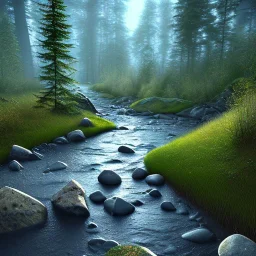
(0, 0, 255, 105)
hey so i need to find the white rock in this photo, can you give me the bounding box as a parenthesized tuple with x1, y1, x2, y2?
(0, 186, 47, 234)
(182, 228, 215, 243)
(218, 234, 256, 256)
(44, 161, 67, 173)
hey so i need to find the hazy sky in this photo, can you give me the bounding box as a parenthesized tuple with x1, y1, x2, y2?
(126, 0, 177, 32)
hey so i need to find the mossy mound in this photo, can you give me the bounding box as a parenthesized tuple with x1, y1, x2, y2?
(145, 110, 256, 239)
(0, 93, 116, 164)
(130, 97, 193, 114)
(106, 245, 156, 256)
(230, 77, 255, 95)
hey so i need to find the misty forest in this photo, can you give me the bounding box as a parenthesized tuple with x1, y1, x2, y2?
(0, 0, 256, 256)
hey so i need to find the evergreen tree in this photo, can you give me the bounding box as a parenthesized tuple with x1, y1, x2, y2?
(36, 0, 78, 113)
(0, 12, 22, 80)
(133, 0, 157, 83)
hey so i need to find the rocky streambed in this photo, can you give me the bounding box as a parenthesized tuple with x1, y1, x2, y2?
(0, 86, 231, 256)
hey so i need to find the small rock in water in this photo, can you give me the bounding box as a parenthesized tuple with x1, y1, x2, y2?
(149, 189, 162, 198)
(161, 201, 176, 211)
(132, 168, 148, 180)
(218, 234, 256, 256)
(67, 130, 86, 142)
(53, 136, 69, 144)
(176, 205, 189, 215)
(44, 161, 67, 173)
(88, 238, 119, 252)
(164, 245, 177, 254)
(104, 197, 135, 216)
(87, 222, 98, 229)
(105, 159, 123, 164)
(9, 145, 43, 161)
(182, 228, 216, 243)
(118, 146, 135, 154)
(98, 170, 122, 186)
(8, 160, 24, 172)
(80, 118, 93, 127)
(146, 174, 165, 186)
(130, 200, 144, 206)
(119, 126, 129, 130)
(89, 190, 107, 204)
(51, 180, 90, 217)
(0, 186, 47, 234)
(189, 212, 201, 221)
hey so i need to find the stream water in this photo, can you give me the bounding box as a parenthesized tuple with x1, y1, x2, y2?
(0, 86, 230, 256)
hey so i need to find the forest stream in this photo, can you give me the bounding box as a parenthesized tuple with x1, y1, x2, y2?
(0, 86, 230, 256)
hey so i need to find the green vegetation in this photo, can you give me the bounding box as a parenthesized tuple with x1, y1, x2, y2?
(130, 97, 193, 114)
(144, 98, 256, 237)
(106, 245, 155, 256)
(0, 92, 115, 164)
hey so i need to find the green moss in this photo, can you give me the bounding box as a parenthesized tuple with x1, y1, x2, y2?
(130, 97, 193, 114)
(145, 110, 256, 238)
(106, 245, 155, 256)
(0, 93, 116, 163)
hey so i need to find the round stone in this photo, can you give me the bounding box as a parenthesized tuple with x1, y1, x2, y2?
(132, 168, 148, 180)
(161, 201, 176, 211)
(145, 174, 165, 186)
(89, 190, 107, 203)
(98, 170, 122, 186)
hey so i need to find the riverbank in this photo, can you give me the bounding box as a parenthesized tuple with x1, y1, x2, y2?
(0, 92, 115, 163)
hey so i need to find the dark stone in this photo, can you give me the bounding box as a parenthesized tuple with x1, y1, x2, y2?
(98, 170, 122, 186)
(132, 168, 148, 180)
(145, 174, 165, 186)
(118, 146, 135, 154)
(161, 201, 176, 211)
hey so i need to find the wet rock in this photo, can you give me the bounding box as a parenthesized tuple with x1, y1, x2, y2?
(145, 174, 165, 186)
(98, 170, 122, 186)
(0, 186, 47, 234)
(51, 180, 90, 217)
(53, 136, 69, 144)
(176, 205, 189, 215)
(44, 161, 67, 173)
(132, 168, 148, 180)
(164, 245, 177, 254)
(67, 130, 86, 142)
(161, 201, 176, 211)
(88, 238, 119, 252)
(119, 126, 129, 130)
(218, 234, 256, 256)
(87, 222, 98, 229)
(104, 197, 135, 216)
(189, 212, 201, 221)
(106, 245, 157, 256)
(117, 108, 127, 115)
(182, 228, 216, 243)
(105, 159, 123, 164)
(9, 145, 43, 161)
(80, 118, 93, 127)
(148, 189, 162, 198)
(118, 146, 135, 154)
(8, 160, 24, 172)
(89, 190, 107, 204)
(130, 200, 144, 206)
(102, 240, 120, 251)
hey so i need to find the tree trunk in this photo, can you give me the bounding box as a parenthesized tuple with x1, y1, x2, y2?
(12, 0, 34, 78)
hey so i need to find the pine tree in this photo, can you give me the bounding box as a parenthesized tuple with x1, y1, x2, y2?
(0, 12, 22, 80)
(36, 0, 78, 113)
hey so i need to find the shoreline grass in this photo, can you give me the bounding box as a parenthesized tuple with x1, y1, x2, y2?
(0, 93, 116, 164)
(144, 110, 256, 239)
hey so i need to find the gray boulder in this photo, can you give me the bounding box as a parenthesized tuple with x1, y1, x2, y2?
(80, 118, 93, 127)
(89, 190, 107, 204)
(146, 174, 165, 186)
(8, 160, 24, 172)
(132, 168, 148, 180)
(161, 201, 176, 211)
(53, 136, 69, 144)
(218, 234, 256, 256)
(51, 180, 90, 217)
(98, 170, 122, 186)
(118, 146, 135, 154)
(44, 161, 67, 173)
(0, 186, 47, 234)
(88, 238, 119, 252)
(67, 130, 86, 142)
(190, 106, 206, 119)
(182, 228, 215, 243)
(104, 197, 135, 216)
(9, 145, 43, 161)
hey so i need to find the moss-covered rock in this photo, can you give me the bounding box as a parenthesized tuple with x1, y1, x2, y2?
(230, 77, 255, 95)
(106, 245, 157, 256)
(130, 97, 193, 114)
